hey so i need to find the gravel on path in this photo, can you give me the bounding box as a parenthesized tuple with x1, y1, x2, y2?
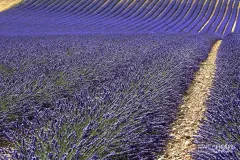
(160, 40, 222, 160)
(0, 0, 22, 12)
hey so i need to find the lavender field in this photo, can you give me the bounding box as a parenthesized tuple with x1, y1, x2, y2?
(0, 0, 240, 160)
(0, 0, 239, 35)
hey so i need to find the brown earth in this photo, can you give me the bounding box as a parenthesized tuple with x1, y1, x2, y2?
(159, 40, 222, 160)
(0, 0, 22, 12)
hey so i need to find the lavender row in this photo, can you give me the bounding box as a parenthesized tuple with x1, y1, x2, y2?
(193, 33, 240, 160)
(0, 0, 239, 36)
(0, 33, 217, 159)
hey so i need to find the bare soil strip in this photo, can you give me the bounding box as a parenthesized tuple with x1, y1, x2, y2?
(0, 0, 22, 12)
(159, 40, 222, 160)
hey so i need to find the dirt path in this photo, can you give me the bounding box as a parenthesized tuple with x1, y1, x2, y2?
(159, 40, 222, 160)
(0, 0, 22, 12)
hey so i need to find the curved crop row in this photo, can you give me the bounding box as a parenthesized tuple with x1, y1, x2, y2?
(0, 34, 217, 159)
(192, 33, 240, 160)
(0, 0, 239, 36)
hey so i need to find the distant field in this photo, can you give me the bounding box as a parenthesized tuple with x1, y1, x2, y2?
(0, 0, 239, 35)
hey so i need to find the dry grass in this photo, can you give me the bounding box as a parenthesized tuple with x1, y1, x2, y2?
(0, 0, 22, 12)
(159, 40, 222, 160)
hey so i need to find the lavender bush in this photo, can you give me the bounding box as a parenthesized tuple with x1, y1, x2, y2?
(0, 33, 217, 159)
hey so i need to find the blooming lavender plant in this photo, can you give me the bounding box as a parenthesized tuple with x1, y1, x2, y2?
(0, 34, 217, 159)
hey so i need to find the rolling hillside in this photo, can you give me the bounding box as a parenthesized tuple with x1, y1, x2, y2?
(0, 0, 239, 36)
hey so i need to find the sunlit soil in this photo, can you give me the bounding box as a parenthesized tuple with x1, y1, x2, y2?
(0, 0, 22, 12)
(160, 40, 222, 160)
(232, 2, 240, 32)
